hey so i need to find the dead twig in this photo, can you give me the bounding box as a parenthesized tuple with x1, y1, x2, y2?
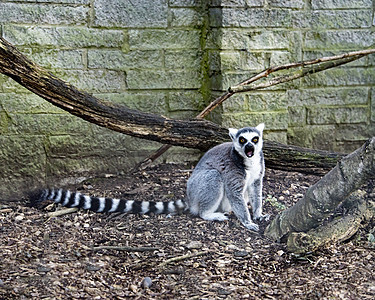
(229, 55, 364, 93)
(158, 250, 210, 268)
(47, 208, 79, 218)
(235, 48, 375, 87)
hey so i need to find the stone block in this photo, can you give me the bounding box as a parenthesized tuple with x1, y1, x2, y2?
(307, 106, 368, 125)
(165, 50, 202, 70)
(0, 93, 64, 113)
(93, 0, 168, 28)
(0, 3, 88, 25)
(287, 125, 336, 151)
(47, 135, 93, 158)
(246, 91, 288, 112)
(211, 8, 292, 28)
(311, 0, 372, 9)
(7, 113, 92, 135)
(88, 50, 163, 70)
(269, 51, 295, 66)
(210, 0, 265, 7)
(170, 0, 203, 7)
(287, 87, 369, 107)
(222, 111, 288, 130)
(371, 88, 375, 122)
(302, 67, 375, 87)
(288, 106, 306, 127)
(219, 29, 294, 50)
(48, 132, 139, 158)
(219, 51, 265, 71)
(210, 0, 245, 7)
(293, 10, 372, 29)
(170, 8, 203, 27)
(46, 155, 136, 184)
(335, 124, 374, 142)
(0, 135, 46, 199)
(0, 111, 8, 134)
(222, 94, 247, 112)
(160, 146, 201, 164)
(96, 92, 168, 115)
(10, 0, 89, 3)
(4, 25, 125, 48)
(20, 48, 85, 69)
(368, 52, 375, 66)
(0, 75, 30, 93)
(304, 30, 375, 50)
(168, 90, 203, 111)
(129, 29, 200, 50)
(127, 70, 201, 89)
(268, 0, 304, 8)
(265, 131, 287, 144)
(90, 126, 163, 151)
(56, 69, 126, 93)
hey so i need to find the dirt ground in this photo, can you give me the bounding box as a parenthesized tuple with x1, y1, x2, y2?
(1, 163, 374, 299)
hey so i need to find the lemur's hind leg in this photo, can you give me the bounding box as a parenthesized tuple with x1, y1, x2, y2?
(187, 169, 227, 221)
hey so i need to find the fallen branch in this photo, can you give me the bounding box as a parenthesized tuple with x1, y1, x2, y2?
(92, 245, 158, 252)
(0, 37, 371, 175)
(158, 250, 210, 268)
(0, 37, 226, 151)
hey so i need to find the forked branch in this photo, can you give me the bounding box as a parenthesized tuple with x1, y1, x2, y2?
(134, 48, 375, 170)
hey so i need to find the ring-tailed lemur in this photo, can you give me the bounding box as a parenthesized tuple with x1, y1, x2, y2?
(186, 123, 267, 231)
(29, 124, 267, 231)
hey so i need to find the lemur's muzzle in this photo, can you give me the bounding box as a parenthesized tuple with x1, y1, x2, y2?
(245, 143, 254, 158)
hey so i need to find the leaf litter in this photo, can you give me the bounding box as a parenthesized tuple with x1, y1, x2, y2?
(0, 163, 374, 299)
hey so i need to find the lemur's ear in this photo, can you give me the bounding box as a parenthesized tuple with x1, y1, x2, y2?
(256, 123, 265, 134)
(228, 128, 238, 141)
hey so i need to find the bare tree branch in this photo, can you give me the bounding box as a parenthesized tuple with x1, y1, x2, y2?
(0, 38, 372, 175)
(133, 48, 374, 170)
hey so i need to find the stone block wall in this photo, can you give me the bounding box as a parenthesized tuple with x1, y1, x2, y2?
(210, 0, 375, 152)
(0, 0, 374, 199)
(0, 0, 206, 199)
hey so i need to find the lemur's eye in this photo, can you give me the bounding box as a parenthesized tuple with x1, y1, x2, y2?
(252, 137, 259, 144)
(239, 137, 247, 144)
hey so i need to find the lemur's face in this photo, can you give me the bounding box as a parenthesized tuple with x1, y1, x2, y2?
(229, 123, 264, 159)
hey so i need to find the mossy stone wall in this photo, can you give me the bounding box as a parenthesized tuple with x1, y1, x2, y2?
(0, 0, 374, 199)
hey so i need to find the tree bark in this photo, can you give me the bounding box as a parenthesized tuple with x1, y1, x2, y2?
(0, 37, 345, 174)
(265, 137, 375, 244)
(286, 190, 375, 253)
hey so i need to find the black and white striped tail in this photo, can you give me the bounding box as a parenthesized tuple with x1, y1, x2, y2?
(29, 188, 186, 215)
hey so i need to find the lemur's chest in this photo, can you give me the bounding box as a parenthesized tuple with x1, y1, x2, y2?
(243, 156, 262, 186)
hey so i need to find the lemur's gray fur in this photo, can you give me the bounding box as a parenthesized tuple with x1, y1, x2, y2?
(29, 124, 267, 231)
(186, 123, 267, 231)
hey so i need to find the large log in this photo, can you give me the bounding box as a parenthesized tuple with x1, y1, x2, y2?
(265, 137, 375, 243)
(0, 37, 343, 174)
(286, 190, 374, 253)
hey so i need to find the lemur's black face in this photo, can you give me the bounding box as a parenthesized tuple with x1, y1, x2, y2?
(229, 124, 264, 159)
(238, 135, 260, 158)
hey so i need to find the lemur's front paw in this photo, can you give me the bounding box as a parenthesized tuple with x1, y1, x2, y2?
(255, 214, 270, 222)
(243, 221, 259, 232)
